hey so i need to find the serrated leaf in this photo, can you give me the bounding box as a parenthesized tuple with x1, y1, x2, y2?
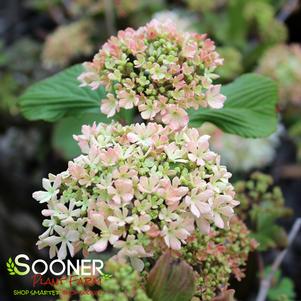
(9, 272, 15, 275)
(52, 113, 110, 159)
(19, 67, 277, 139)
(146, 252, 195, 301)
(8, 257, 12, 263)
(19, 64, 106, 122)
(189, 73, 278, 138)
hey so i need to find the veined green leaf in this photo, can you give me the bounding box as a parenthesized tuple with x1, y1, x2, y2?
(189, 73, 278, 138)
(20, 66, 277, 139)
(19, 64, 104, 121)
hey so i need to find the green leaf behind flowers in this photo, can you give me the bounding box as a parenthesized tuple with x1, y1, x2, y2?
(265, 268, 295, 301)
(189, 73, 278, 138)
(19, 64, 105, 121)
(19, 65, 278, 139)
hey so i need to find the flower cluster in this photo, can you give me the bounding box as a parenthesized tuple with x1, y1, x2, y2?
(78, 20, 225, 129)
(181, 217, 257, 301)
(199, 122, 281, 172)
(257, 44, 301, 106)
(33, 122, 238, 270)
(235, 172, 292, 251)
(42, 21, 93, 69)
(54, 219, 253, 301)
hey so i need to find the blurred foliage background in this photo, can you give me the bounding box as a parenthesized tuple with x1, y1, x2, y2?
(0, 0, 301, 300)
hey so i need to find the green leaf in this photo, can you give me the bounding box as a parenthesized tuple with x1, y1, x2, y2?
(52, 113, 110, 160)
(146, 252, 195, 301)
(19, 64, 105, 122)
(189, 73, 278, 138)
(265, 269, 295, 301)
(268, 278, 295, 301)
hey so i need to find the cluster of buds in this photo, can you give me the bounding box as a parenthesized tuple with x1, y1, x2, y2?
(257, 44, 301, 106)
(33, 122, 238, 271)
(235, 172, 292, 250)
(181, 217, 257, 301)
(78, 19, 225, 130)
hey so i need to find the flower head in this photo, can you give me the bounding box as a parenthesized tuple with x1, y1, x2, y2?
(34, 122, 238, 267)
(79, 20, 225, 129)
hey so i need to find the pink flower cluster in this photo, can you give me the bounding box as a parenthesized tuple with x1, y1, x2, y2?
(78, 20, 225, 130)
(33, 122, 238, 270)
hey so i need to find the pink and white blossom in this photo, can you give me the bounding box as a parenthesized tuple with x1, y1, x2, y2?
(33, 177, 61, 204)
(88, 213, 120, 252)
(78, 20, 225, 128)
(35, 122, 239, 268)
(161, 220, 192, 250)
(108, 179, 134, 204)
